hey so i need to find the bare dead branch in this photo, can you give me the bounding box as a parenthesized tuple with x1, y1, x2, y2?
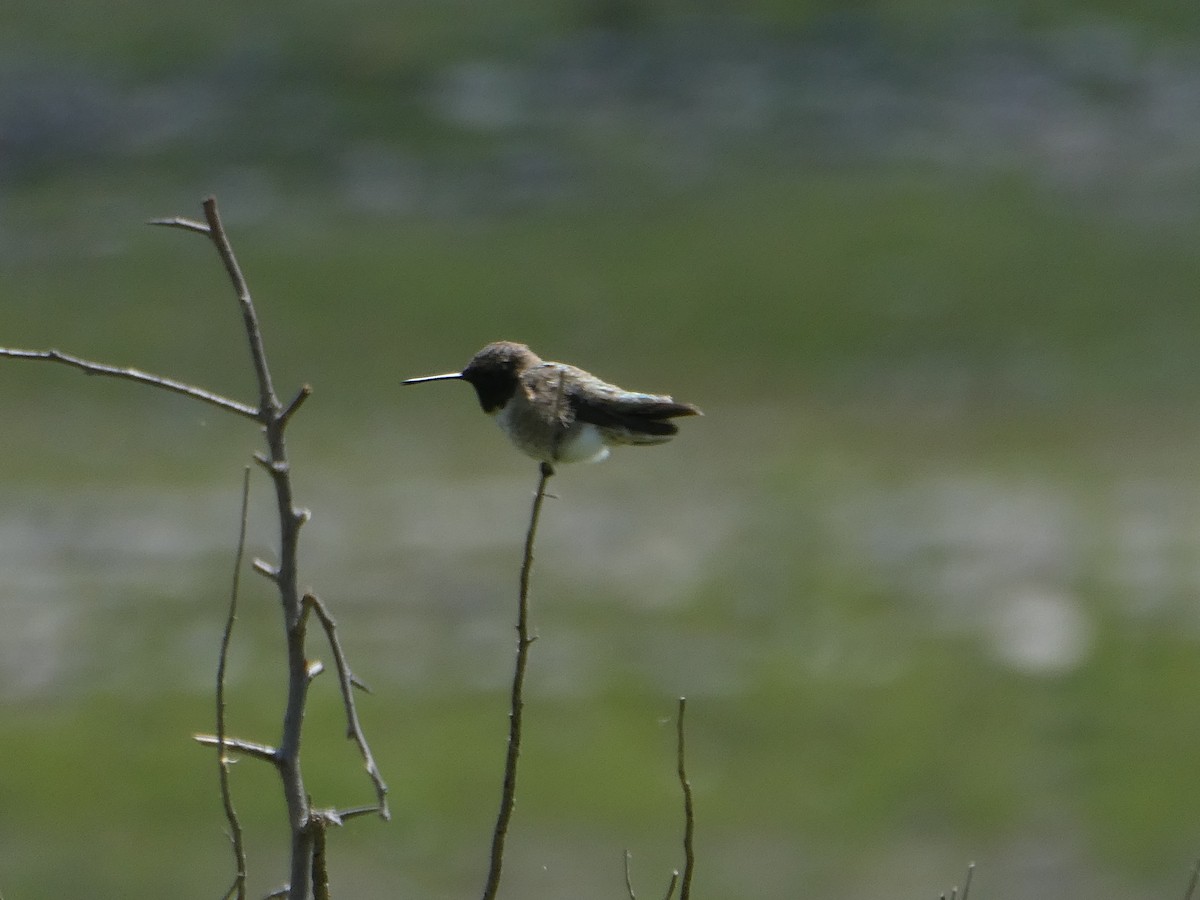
(480, 460, 554, 900)
(303, 592, 390, 818)
(175, 196, 316, 899)
(675, 697, 695, 900)
(0, 348, 259, 419)
(662, 871, 679, 900)
(200, 197, 278, 417)
(216, 467, 252, 900)
(0, 195, 391, 899)
(195, 734, 281, 765)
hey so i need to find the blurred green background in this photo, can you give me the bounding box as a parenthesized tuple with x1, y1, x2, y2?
(4, 2, 1200, 898)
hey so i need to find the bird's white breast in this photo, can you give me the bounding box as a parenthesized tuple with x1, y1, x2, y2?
(493, 402, 610, 464)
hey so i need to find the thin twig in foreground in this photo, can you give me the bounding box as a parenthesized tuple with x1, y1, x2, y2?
(480, 460, 553, 900)
(624, 850, 637, 900)
(676, 697, 695, 900)
(303, 592, 390, 818)
(217, 467, 252, 900)
(940, 862, 975, 900)
(0, 348, 259, 420)
(1184, 859, 1199, 900)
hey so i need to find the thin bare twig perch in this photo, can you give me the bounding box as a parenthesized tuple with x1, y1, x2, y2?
(481, 460, 554, 900)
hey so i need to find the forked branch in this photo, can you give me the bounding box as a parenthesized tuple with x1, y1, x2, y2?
(3, 196, 388, 900)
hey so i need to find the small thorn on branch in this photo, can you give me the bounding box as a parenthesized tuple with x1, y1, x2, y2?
(334, 804, 385, 823)
(252, 559, 279, 580)
(280, 385, 313, 425)
(252, 451, 289, 475)
(310, 807, 345, 828)
(195, 734, 281, 765)
(147, 215, 211, 235)
(307, 659, 326, 680)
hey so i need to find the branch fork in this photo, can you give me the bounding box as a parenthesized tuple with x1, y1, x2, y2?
(3, 196, 389, 900)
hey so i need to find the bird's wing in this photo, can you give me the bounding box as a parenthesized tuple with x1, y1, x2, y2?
(570, 380, 701, 437)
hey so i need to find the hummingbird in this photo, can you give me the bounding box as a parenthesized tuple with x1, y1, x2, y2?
(403, 341, 701, 467)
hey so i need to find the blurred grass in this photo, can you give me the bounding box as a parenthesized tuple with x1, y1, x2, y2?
(3, 0, 1198, 79)
(8, 168, 1200, 416)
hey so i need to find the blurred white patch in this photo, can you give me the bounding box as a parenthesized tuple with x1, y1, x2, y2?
(0, 593, 73, 699)
(987, 585, 1092, 675)
(435, 61, 527, 130)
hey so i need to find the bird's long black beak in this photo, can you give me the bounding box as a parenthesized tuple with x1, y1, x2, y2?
(401, 372, 465, 385)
